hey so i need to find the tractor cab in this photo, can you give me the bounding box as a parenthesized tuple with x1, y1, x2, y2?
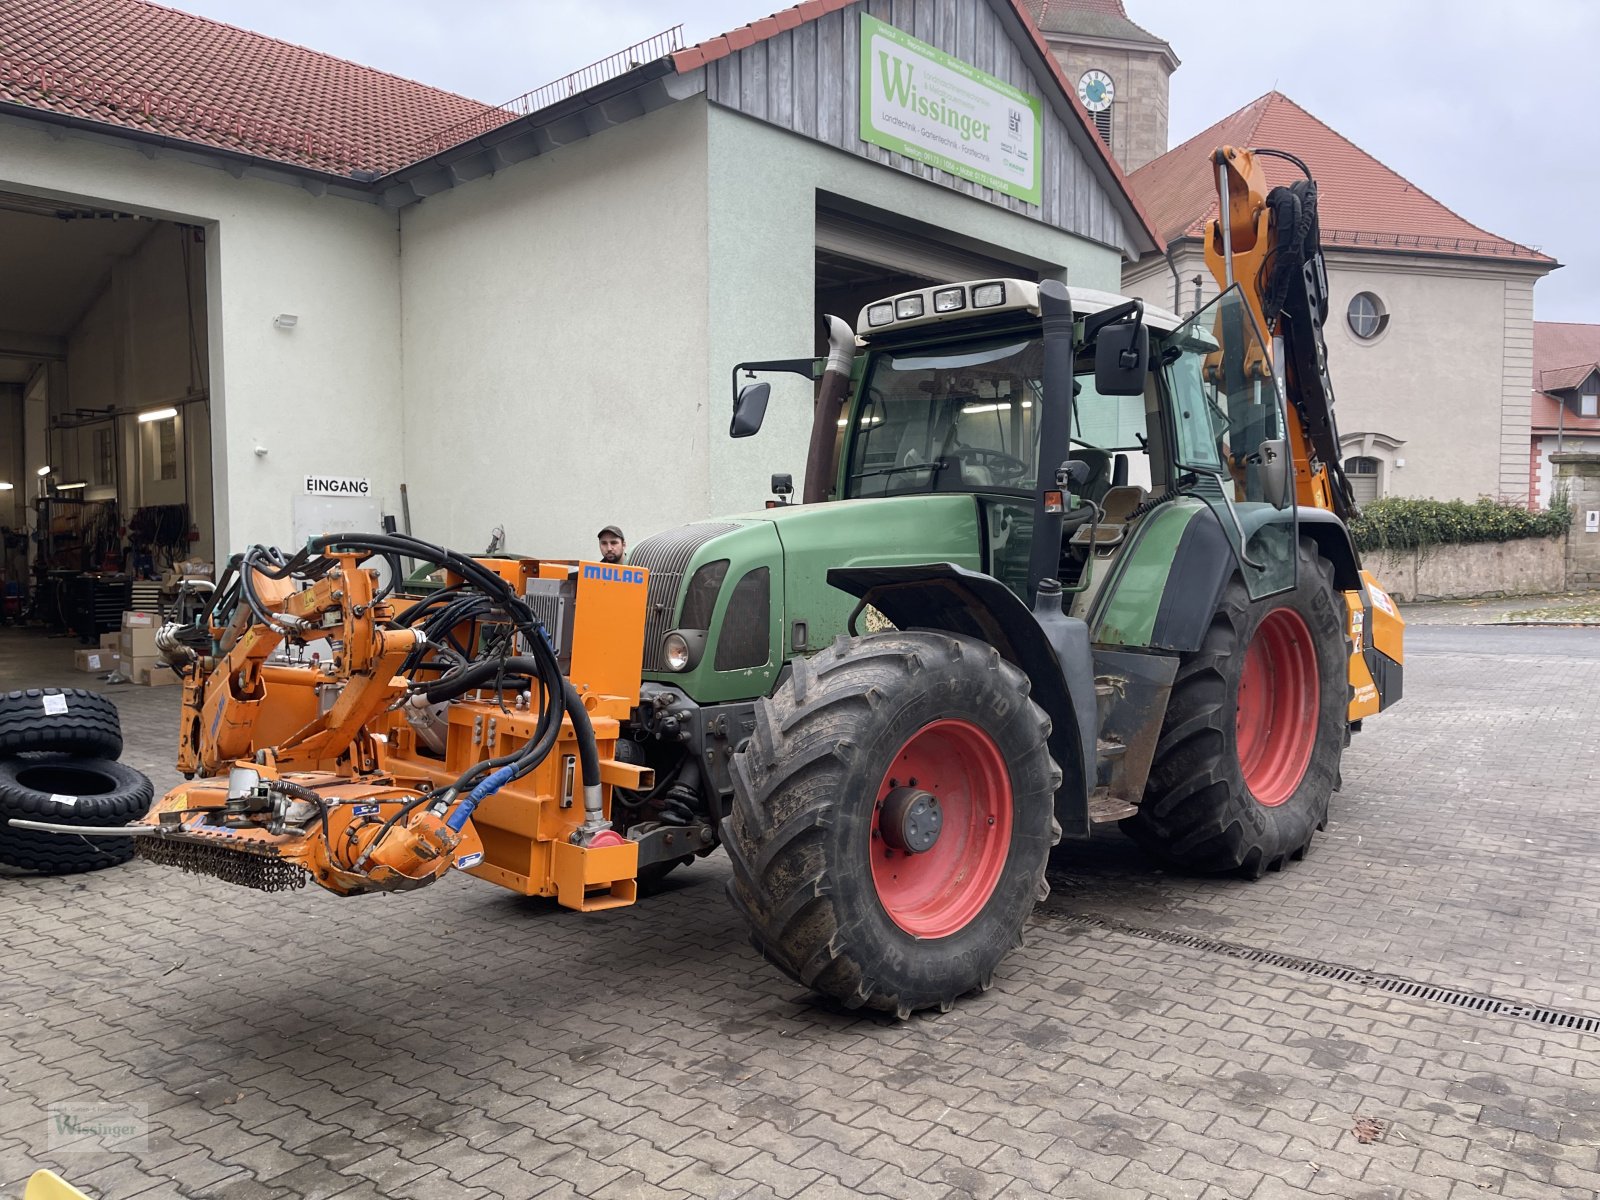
(828, 278, 1298, 608)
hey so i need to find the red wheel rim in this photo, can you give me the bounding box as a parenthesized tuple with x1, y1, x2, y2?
(1235, 608, 1319, 807)
(869, 719, 1012, 939)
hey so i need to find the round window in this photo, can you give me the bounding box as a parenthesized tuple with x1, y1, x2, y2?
(1347, 292, 1389, 340)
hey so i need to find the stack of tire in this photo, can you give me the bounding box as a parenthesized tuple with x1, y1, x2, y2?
(0, 688, 154, 874)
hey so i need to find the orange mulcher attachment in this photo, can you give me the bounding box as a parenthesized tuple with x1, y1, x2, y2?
(12, 534, 652, 909)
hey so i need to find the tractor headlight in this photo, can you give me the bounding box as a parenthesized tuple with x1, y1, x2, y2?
(933, 287, 965, 313)
(971, 282, 1006, 308)
(867, 302, 894, 327)
(895, 295, 925, 319)
(661, 630, 707, 672)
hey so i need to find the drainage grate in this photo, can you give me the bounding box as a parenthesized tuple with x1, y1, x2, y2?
(1038, 910, 1600, 1035)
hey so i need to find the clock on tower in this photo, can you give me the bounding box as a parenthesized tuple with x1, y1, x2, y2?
(1077, 69, 1115, 113)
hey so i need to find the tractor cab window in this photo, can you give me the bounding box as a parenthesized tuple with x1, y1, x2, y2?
(1161, 285, 1297, 600)
(846, 338, 1044, 498)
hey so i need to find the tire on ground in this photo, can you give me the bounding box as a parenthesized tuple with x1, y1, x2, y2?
(723, 631, 1061, 1017)
(0, 755, 153, 874)
(0, 688, 123, 759)
(1123, 537, 1346, 877)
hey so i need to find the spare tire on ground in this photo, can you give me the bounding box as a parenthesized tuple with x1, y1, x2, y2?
(0, 688, 123, 760)
(0, 755, 153, 874)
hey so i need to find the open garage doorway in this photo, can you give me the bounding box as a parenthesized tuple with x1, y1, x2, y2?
(0, 189, 212, 637)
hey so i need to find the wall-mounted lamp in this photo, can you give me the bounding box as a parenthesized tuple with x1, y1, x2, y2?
(36, 465, 51, 477)
(0, 482, 14, 491)
(138, 406, 178, 423)
(55, 481, 88, 491)
(254, 446, 269, 457)
(274, 314, 298, 329)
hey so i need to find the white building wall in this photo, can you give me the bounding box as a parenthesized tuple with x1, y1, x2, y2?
(398, 100, 711, 558)
(0, 117, 403, 556)
(705, 104, 1126, 514)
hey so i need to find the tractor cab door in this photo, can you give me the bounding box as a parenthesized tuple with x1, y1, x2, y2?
(1162, 285, 1298, 600)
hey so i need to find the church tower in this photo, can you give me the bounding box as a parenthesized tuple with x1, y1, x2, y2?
(1023, 1, 1178, 173)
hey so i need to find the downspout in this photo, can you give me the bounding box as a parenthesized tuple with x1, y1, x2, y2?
(801, 315, 856, 504)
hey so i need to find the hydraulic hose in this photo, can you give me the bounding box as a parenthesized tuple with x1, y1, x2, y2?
(311, 532, 603, 829)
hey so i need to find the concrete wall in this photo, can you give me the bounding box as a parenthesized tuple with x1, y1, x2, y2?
(1364, 536, 1567, 602)
(1554, 453, 1600, 588)
(398, 99, 711, 558)
(705, 103, 1125, 515)
(0, 117, 403, 557)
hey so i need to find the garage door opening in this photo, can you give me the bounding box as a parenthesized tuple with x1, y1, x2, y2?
(0, 189, 213, 637)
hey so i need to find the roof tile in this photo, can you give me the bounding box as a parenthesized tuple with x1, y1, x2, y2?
(1129, 91, 1553, 264)
(0, 0, 505, 174)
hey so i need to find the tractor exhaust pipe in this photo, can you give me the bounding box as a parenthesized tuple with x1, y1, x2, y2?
(1026, 280, 1075, 604)
(802, 314, 856, 504)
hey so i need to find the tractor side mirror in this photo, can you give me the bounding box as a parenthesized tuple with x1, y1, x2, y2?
(731, 382, 771, 438)
(1094, 320, 1149, 396)
(1257, 438, 1292, 510)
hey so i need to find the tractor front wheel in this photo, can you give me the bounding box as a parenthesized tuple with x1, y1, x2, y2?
(723, 632, 1060, 1017)
(1123, 537, 1346, 877)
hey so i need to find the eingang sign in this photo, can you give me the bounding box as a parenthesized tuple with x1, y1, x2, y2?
(859, 14, 1043, 206)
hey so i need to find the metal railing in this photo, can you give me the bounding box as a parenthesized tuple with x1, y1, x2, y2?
(408, 26, 685, 161)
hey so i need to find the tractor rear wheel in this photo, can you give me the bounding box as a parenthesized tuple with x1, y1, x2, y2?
(1123, 537, 1345, 877)
(723, 632, 1060, 1017)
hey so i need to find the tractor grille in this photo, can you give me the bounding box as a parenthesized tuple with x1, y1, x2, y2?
(630, 522, 740, 671)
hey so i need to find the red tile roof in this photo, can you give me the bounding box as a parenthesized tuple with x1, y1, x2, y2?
(1128, 91, 1554, 264)
(0, 0, 507, 174)
(673, 0, 1161, 251)
(1531, 321, 1600, 435)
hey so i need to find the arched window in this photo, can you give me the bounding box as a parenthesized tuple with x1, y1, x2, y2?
(1344, 456, 1381, 504)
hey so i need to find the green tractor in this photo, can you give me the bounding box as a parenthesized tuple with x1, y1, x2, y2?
(619, 275, 1400, 1017)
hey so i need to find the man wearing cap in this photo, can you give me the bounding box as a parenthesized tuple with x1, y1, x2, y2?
(597, 526, 626, 564)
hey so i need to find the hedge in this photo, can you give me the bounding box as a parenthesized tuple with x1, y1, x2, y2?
(1349, 496, 1569, 553)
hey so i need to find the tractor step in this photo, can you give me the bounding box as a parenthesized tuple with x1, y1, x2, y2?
(1087, 787, 1138, 823)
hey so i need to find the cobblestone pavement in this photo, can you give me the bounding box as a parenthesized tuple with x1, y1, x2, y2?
(2, 624, 1597, 1200)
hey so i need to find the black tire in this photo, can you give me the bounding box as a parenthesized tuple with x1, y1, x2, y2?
(1123, 537, 1346, 877)
(724, 632, 1061, 1018)
(0, 688, 123, 759)
(0, 755, 153, 874)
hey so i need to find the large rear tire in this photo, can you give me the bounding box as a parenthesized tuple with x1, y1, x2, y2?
(723, 632, 1061, 1017)
(1123, 537, 1345, 877)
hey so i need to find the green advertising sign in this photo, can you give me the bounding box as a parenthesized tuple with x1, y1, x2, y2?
(859, 13, 1044, 206)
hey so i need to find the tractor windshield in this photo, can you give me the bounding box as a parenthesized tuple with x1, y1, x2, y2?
(845, 337, 1045, 498)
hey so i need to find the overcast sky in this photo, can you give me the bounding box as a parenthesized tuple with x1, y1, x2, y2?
(172, 0, 1597, 323)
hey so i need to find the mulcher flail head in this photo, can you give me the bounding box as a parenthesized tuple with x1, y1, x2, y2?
(134, 836, 309, 892)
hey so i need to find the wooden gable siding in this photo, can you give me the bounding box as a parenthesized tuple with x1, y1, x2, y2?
(702, 0, 1134, 255)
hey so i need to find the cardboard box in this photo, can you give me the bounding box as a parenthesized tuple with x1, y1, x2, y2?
(138, 664, 180, 687)
(75, 648, 111, 673)
(120, 654, 159, 682)
(121, 610, 157, 629)
(120, 627, 158, 659)
(99, 632, 120, 651)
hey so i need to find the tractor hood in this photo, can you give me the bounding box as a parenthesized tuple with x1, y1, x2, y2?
(631, 494, 983, 704)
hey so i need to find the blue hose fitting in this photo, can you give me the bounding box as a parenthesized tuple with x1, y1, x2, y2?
(446, 764, 516, 832)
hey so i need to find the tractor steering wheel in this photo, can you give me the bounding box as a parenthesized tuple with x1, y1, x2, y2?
(950, 446, 1030, 482)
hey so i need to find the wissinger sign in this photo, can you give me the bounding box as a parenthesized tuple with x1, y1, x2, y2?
(858, 13, 1043, 205)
